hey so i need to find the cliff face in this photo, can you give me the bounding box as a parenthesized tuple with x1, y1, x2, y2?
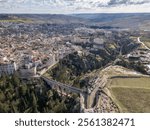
(47, 31, 139, 89)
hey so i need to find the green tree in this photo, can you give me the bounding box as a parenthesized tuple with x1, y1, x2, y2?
(31, 92, 38, 113)
(12, 74, 20, 87)
(19, 83, 27, 96)
(0, 90, 6, 102)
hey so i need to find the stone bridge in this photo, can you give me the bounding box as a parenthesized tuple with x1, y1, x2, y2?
(42, 76, 87, 95)
(42, 76, 107, 111)
(40, 60, 107, 111)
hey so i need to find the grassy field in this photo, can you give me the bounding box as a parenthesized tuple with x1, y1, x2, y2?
(110, 77, 150, 89)
(111, 87, 150, 112)
(144, 42, 150, 48)
(108, 76, 150, 112)
(141, 37, 150, 48)
(129, 36, 150, 49)
(0, 19, 33, 23)
(141, 37, 150, 42)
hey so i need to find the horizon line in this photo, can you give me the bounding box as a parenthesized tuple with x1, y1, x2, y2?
(0, 12, 150, 15)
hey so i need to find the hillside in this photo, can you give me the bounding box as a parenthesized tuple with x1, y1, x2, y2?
(1, 13, 150, 30)
(0, 73, 80, 113)
(100, 65, 150, 113)
(0, 14, 86, 24)
(73, 13, 150, 30)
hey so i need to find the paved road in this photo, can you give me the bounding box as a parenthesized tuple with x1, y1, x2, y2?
(87, 77, 107, 108)
(38, 61, 58, 76)
(138, 37, 150, 50)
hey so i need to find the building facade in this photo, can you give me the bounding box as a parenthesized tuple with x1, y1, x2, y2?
(0, 62, 17, 77)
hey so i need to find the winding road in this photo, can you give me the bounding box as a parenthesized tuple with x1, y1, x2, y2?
(138, 37, 150, 50)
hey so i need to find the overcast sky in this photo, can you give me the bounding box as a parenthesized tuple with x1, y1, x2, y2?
(0, 0, 150, 14)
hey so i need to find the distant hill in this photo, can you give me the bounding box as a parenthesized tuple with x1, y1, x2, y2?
(73, 13, 150, 30)
(0, 14, 86, 24)
(1, 13, 150, 30)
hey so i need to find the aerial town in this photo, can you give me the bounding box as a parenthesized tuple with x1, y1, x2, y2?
(0, 22, 78, 77)
(0, 14, 150, 113)
(0, 20, 129, 78)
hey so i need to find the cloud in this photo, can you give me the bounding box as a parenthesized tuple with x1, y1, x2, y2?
(107, 0, 150, 6)
(0, 0, 150, 13)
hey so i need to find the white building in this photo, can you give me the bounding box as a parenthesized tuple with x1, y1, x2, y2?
(19, 66, 37, 78)
(0, 62, 17, 77)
